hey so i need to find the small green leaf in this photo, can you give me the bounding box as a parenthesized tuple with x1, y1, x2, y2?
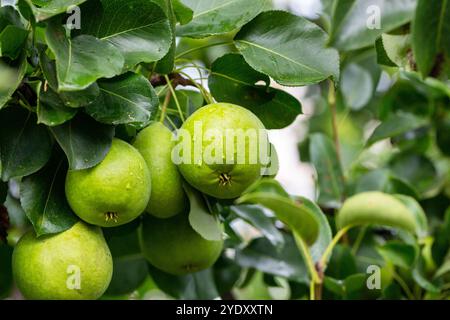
(37, 84, 78, 126)
(230, 204, 284, 248)
(236, 179, 319, 245)
(309, 133, 345, 208)
(329, 0, 417, 51)
(86, 73, 159, 129)
(377, 241, 417, 269)
(367, 112, 427, 145)
(235, 11, 340, 86)
(45, 21, 124, 91)
(25, 0, 88, 21)
(411, 0, 450, 77)
(172, 0, 193, 25)
(209, 53, 302, 129)
(235, 234, 308, 283)
(184, 184, 222, 242)
(0, 6, 28, 60)
(0, 55, 27, 109)
(336, 191, 419, 235)
(296, 196, 332, 263)
(0, 107, 53, 181)
(177, 0, 270, 38)
(393, 194, 428, 238)
(20, 155, 78, 237)
(49, 113, 114, 170)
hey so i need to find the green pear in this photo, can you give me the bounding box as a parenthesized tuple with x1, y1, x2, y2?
(133, 122, 187, 218)
(65, 138, 151, 227)
(176, 103, 268, 199)
(139, 213, 223, 275)
(12, 222, 112, 300)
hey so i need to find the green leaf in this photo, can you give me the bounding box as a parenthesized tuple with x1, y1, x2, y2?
(148, 265, 219, 299)
(309, 133, 345, 208)
(0, 107, 53, 181)
(0, 55, 27, 109)
(86, 73, 159, 129)
(20, 155, 78, 237)
(25, 0, 88, 21)
(75, 0, 172, 69)
(296, 196, 332, 264)
(37, 84, 78, 126)
(209, 53, 301, 129)
(235, 234, 309, 283)
(0, 6, 28, 59)
(411, 0, 450, 77)
(355, 169, 419, 199)
(377, 241, 417, 269)
(393, 194, 428, 238)
(234, 11, 340, 86)
(38, 46, 101, 108)
(153, 0, 177, 74)
(49, 113, 114, 170)
(329, 0, 417, 51)
(376, 34, 412, 68)
(184, 184, 222, 241)
(230, 204, 284, 248)
(177, 0, 270, 38)
(45, 21, 124, 91)
(172, 0, 193, 25)
(104, 223, 148, 295)
(336, 191, 419, 235)
(367, 112, 427, 145)
(0, 29, 27, 61)
(236, 179, 319, 245)
(388, 152, 439, 197)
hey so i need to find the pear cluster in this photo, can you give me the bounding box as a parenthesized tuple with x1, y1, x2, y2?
(12, 103, 270, 299)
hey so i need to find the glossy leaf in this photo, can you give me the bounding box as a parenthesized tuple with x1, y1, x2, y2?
(37, 84, 78, 126)
(412, 0, 450, 77)
(0, 107, 53, 181)
(329, 0, 417, 51)
(236, 179, 319, 245)
(0, 6, 29, 60)
(76, 0, 172, 69)
(49, 113, 114, 170)
(86, 73, 158, 129)
(46, 22, 124, 91)
(20, 156, 78, 236)
(0, 55, 27, 109)
(184, 184, 223, 241)
(230, 204, 284, 248)
(235, 234, 309, 283)
(25, 0, 88, 21)
(209, 53, 302, 129)
(172, 0, 193, 25)
(38, 47, 101, 108)
(177, 0, 270, 38)
(336, 191, 419, 235)
(234, 11, 340, 86)
(309, 133, 345, 208)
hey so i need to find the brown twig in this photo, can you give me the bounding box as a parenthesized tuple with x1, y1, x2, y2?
(150, 73, 195, 88)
